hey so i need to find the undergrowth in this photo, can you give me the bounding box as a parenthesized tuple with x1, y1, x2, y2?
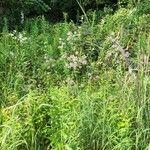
(0, 7, 150, 150)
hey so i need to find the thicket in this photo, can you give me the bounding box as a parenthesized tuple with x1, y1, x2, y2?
(0, 0, 140, 27)
(0, 1, 150, 148)
(0, 0, 150, 150)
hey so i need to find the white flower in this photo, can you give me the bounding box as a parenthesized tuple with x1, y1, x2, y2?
(81, 60, 87, 65)
(46, 60, 49, 63)
(9, 33, 14, 37)
(124, 52, 130, 58)
(69, 62, 77, 69)
(74, 31, 77, 35)
(79, 55, 87, 65)
(13, 37, 17, 40)
(67, 31, 72, 36)
(18, 33, 23, 39)
(58, 41, 65, 49)
(67, 55, 74, 61)
(67, 36, 72, 41)
(82, 55, 87, 59)
(72, 56, 78, 62)
(66, 77, 75, 85)
(13, 30, 16, 34)
(69, 55, 77, 62)
(44, 54, 48, 60)
(75, 51, 79, 55)
(67, 31, 74, 41)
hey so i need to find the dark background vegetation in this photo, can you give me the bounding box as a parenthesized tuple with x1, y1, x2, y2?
(0, 0, 141, 29)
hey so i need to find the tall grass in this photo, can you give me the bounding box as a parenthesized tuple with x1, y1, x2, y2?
(0, 8, 150, 150)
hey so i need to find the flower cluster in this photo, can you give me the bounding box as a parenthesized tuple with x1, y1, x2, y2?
(58, 38, 66, 49)
(65, 77, 75, 86)
(9, 30, 28, 44)
(58, 30, 81, 50)
(61, 52, 87, 70)
(107, 32, 133, 73)
(43, 54, 55, 69)
(107, 32, 131, 58)
(66, 31, 81, 42)
(87, 73, 100, 81)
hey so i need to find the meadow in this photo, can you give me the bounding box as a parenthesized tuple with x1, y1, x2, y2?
(0, 7, 150, 150)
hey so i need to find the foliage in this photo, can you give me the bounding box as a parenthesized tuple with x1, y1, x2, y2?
(1, 0, 147, 28)
(0, 5, 150, 150)
(1, 0, 51, 13)
(0, 0, 118, 27)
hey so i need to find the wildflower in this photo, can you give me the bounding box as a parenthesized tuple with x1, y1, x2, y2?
(81, 16, 84, 21)
(74, 31, 77, 35)
(59, 38, 62, 41)
(88, 73, 92, 77)
(13, 30, 16, 34)
(67, 31, 73, 41)
(67, 36, 71, 41)
(70, 55, 78, 61)
(45, 60, 49, 63)
(9, 33, 14, 37)
(67, 31, 71, 36)
(67, 56, 71, 61)
(67, 55, 74, 61)
(44, 54, 48, 60)
(66, 77, 75, 86)
(13, 37, 17, 40)
(128, 66, 133, 74)
(58, 40, 65, 49)
(112, 44, 118, 49)
(75, 51, 79, 55)
(101, 19, 105, 25)
(58, 42, 65, 49)
(69, 62, 77, 69)
(81, 60, 87, 65)
(79, 55, 87, 65)
(69, 55, 75, 59)
(124, 52, 130, 58)
(17, 33, 28, 43)
(18, 33, 23, 39)
(65, 53, 88, 70)
(82, 55, 87, 59)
